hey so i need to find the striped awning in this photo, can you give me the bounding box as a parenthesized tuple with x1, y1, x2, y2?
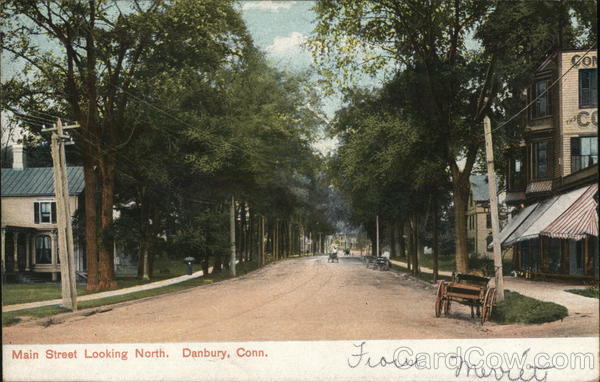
(540, 184, 598, 240)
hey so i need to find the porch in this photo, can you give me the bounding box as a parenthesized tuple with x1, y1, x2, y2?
(1, 226, 63, 281)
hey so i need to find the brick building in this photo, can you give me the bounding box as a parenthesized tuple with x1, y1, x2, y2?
(500, 49, 598, 280)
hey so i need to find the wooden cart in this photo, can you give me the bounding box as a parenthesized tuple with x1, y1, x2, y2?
(434, 273, 496, 324)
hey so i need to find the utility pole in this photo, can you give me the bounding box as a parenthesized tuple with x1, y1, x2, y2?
(376, 215, 380, 257)
(483, 116, 504, 302)
(230, 195, 236, 277)
(45, 119, 78, 311)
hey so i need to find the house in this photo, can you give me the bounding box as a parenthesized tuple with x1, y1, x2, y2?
(500, 49, 598, 280)
(1, 144, 86, 281)
(467, 174, 495, 258)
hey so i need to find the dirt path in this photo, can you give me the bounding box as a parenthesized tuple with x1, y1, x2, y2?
(3, 256, 598, 344)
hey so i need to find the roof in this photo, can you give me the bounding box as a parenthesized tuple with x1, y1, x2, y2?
(469, 174, 499, 202)
(1, 167, 84, 197)
(518, 186, 588, 242)
(497, 203, 538, 248)
(504, 196, 557, 247)
(540, 184, 598, 240)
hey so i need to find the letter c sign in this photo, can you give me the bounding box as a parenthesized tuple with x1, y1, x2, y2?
(577, 111, 599, 128)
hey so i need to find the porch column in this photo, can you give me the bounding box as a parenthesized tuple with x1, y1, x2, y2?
(584, 236, 590, 276)
(1, 228, 5, 273)
(13, 232, 19, 272)
(51, 231, 58, 281)
(25, 233, 31, 271)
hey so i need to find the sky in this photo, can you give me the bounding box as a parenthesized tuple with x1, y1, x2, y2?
(1, 1, 376, 153)
(238, 0, 347, 154)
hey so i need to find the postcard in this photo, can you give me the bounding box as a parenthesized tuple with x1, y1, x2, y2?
(2, 1, 599, 381)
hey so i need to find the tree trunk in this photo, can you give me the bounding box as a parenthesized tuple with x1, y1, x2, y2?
(390, 223, 397, 258)
(84, 165, 99, 291)
(288, 221, 292, 257)
(412, 215, 420, 276)
(97, 161, 116, 289)
(432, 201, 439, 283)
(398, 222, 405, 260)
(406, 222, 413, 271)
(201, 249, 209, 275)
(259, 216, 265, 266)
(453, 181, 470, 273)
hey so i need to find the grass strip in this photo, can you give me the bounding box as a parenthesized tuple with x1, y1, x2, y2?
(491, 290, 568, 324)
(3, 261, 259, 327)
(565, 287, 599, 299)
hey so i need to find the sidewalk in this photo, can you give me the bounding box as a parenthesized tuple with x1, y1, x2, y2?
(3, 267, 211, 313)
(388, 259, 597, 314)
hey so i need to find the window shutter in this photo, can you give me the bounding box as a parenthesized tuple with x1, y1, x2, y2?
(51, 203, 57, 224)
(34, 202, 40, 224)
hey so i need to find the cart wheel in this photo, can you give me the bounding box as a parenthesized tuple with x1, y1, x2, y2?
(481, 288, 496, 324)
(435, 281, 445, 317)
(443, 298, 450, 315)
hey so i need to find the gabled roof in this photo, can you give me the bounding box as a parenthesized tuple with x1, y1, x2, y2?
(1, 167, 84, 197)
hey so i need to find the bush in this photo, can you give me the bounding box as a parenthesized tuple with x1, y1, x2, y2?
(566, 287, 599, 299)
(491, 290, 568, 324)
(467, 254, 513, 276)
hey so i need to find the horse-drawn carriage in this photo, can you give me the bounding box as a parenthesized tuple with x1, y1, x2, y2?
(328, 251, 339, 263)
(434, 273, 496, 324)
(364, 255, 390, 271)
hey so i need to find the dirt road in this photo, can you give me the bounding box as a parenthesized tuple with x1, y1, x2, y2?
(3, 256, 598, 344)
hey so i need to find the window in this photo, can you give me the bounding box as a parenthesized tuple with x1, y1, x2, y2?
(35, 235, 52, 264)
(579, 68, 598, 108)
(532, 141, 551, 179)
(532, 79, 551, 118)
(486, 213, 492, 229)
(571, 136, 598, 173)
(34, 202, 56, 224)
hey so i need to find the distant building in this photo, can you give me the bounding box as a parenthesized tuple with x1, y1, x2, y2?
(500, 49, 598, 280)
(467, 174, 496, 258)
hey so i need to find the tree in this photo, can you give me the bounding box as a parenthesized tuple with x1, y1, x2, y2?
(309, 0, 588, 272)
(2, 0, 253, 289)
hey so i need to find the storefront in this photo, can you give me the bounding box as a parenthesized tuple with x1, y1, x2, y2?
(500, 184, 598, 280)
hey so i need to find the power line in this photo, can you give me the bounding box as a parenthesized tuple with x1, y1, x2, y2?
(491, 44, 597, 134)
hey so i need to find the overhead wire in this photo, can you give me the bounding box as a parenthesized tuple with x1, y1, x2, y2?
(490, 43, 597, 134)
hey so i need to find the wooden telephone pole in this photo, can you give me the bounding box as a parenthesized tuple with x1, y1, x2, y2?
(483, 116, 505, 302)
(376, 215, 380, 257)
(44, 119, 79, 311)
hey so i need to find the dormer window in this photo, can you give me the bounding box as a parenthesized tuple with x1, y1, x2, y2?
(532, 79, 551, 119)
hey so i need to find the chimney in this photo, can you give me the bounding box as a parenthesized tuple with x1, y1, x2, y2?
(12, 144, 24, 170)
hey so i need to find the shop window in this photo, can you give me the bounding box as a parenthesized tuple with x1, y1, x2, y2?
(579, 68, 598, 108)
(532, 141, 551, 179)
(35, 235, 52, 264)
(530, 239, 540, 272)
(569, 240, 585, 275)
(34, 202, 56, 224)
(532, 79, 551, 118)
(571, 136, 598, 173)
(549, 238, 561, 273)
